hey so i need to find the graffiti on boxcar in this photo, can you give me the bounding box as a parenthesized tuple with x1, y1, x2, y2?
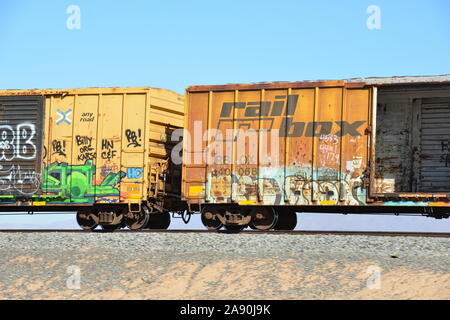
(318, 134, 340, 167)
(101, 139, 117, 161)
(100, 163, 121, 177)
(206, 166, 366, 206)
(0, 124, 37, 161)
(42, 160, 125, 203)
(75, 135, 96, 161)
(0, 165, 41, 195)
(127, 167, 143, 179)
(0, 123, 39, 195)
(52, 140, 67, 157)
(440, 140, 450, 167)
(125, 129, 142, 147)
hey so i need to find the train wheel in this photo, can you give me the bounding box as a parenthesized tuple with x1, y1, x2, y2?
(146, 212, 171, 230)
(76, 210, 97, 230)
(248, 224, 257, 230)
(201, 207, 223, 230)
(124, 206, 150, 230)
(249, 207, 278, 231)
(274, 209, 297, 230)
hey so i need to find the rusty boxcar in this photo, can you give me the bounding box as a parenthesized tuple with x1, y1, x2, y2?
(0, 87, 185, 230)
(183, 75, 450, 231)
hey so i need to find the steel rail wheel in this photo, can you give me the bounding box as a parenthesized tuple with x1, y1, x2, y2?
(76, 210, 97, 230)
(125, 206, 150, 230)
(274, 209, 297, 230)
(250, 207, 278, 231)
(201, 207, 223, 230)
(146, 212, 171, 230)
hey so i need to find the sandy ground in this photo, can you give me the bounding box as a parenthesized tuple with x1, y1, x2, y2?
(1, 253, 449, 300)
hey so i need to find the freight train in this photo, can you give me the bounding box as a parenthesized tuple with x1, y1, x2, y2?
(1, 75, 449, 231)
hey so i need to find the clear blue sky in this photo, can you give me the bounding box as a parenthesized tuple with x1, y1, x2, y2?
(0, 0, 450, 231)
(1, 0, 449, 94)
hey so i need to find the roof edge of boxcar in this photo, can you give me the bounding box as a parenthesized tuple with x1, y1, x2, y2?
(187, 74, 450, 92)
(0, 86, 183, 97)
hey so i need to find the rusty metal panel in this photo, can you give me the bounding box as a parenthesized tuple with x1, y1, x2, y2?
(285, 89, 315, 205)
(0, 96, 44, 197)
(182, 92, 208, 201)
(206, 91, 234, 203)
(183, 83, 373, 207)
(257, 89, 288, 205)
(232, 90, 261, 203)
(313, 88, 343, 204)
(418, 99, 450, 192)
(340, 89, 371, 204)
(373, 84, 450, 197)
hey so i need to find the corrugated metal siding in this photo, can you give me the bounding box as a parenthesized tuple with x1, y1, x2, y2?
(183, 85, 372, 206)
(0, 96, 44, 196)
(418, 99, 450, 192)
(374, 98, 412, 193)
(374, 85, 450, 194)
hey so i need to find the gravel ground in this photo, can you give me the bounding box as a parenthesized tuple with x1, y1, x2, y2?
(0, 232, 449, 300)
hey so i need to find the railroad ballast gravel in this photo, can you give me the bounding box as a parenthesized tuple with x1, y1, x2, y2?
(0, 233, 449, 299)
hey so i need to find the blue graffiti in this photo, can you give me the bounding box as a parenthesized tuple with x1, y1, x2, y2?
(127, 167, 143, 179)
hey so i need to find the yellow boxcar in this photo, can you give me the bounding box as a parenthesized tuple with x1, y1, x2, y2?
(183, 76, 450, 231)
(0, 87, 184, 230)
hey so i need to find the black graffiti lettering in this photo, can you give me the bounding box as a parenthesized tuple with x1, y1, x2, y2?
(101, 139, 117, 161)
(440, 140, 450, 167)
(335, 121, 366, 136)
(75, 135, 95, 161)
(77, 152, 96, 161)
(441, 154, 450, 167)
(101, 149, 117, 161)
(125, 129, 142, 147)
(79, 145, 94, 153)
(52, 140, 66, 157)
(76, 135, 92, 146)
(441, 140, 450, 152)
(102, 139, 114, 150)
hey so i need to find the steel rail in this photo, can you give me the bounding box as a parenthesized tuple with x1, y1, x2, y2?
(0, 229, 448, 237)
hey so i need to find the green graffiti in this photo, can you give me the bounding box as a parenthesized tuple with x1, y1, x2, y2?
(42, 160, 126, 203)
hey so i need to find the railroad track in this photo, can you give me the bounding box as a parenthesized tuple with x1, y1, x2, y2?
(0, 229, 449, 237)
